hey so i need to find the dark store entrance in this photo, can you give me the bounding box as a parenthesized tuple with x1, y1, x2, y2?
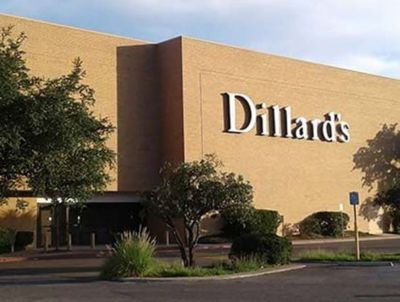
(37, 202, 143, 247)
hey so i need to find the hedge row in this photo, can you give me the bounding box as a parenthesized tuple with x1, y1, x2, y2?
(299, 211, 349, 237)
(222, 208, 282, 237)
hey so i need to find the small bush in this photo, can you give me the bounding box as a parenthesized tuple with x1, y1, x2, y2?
(299, 211, 349, 237)
(223, 208, 282, 238)
(230, 233, 292, 265)
(298, 216, 321, 237)
(0, 228, 17, 253)
(391, 210, 400, 233)
(15, 231, 34, 250)
(249, 210, 282, 235)
(100, 227, 156, 279)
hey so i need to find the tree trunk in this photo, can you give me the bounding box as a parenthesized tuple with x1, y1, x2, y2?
(188, 245, 195, 267)
(178, 245, 189, 267)
(170, 229, 189, 267)
(165, 218, 190, 267)
(188, 223, 201, 267)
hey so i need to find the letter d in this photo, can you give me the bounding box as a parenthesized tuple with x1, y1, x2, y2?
(322, 112, 337, 142)
(226, 92, 256, 133)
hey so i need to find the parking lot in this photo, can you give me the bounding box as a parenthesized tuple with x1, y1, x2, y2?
(1, 238, 400, 301)
(0, 262, 399, 302)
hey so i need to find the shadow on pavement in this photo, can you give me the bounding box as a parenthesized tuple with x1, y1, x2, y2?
(0, 266, 100, 276)
(0, 275, 101, 286)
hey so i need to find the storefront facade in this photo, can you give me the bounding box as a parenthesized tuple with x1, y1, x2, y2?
(0, 14, 399, 245)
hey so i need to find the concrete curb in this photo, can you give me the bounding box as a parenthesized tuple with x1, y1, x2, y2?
(117, 264, 306, 282)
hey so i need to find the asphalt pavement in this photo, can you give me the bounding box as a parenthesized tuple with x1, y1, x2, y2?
(0, 263, 399, 301)
(1, 237, 400, 301)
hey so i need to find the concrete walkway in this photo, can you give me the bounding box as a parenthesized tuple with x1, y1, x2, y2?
(1, 233, 400, 263)
(292, 233, 400, 245)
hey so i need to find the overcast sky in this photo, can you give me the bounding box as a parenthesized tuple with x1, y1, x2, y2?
(1, 0, 399, 79)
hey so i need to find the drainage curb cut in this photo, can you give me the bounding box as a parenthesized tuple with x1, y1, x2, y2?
(117, 264, 306, 282)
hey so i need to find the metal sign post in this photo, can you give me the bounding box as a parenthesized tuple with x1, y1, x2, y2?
(349, 192, 360, 260)
(339, 203, 344, 238)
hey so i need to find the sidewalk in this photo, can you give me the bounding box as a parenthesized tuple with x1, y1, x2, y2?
(292, 233, 400, 245)
(1, 233, 400, 263)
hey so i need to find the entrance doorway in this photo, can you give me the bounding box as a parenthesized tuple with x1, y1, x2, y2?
(37, 202, 143, 247)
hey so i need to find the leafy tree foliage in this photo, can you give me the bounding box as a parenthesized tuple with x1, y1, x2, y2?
(147, 155, 253, 267)
(0, 26, 115, 248)
(0, 27, 33, 202)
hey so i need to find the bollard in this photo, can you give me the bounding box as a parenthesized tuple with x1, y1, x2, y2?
(67, 233, 72, 251)
(90, 232, 95, 249)
(44, 233, 49, 252)
(165, 230, 170, 246)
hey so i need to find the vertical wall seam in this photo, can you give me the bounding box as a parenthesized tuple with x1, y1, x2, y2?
(179, 37, 185, 162)
(199, 72, 204, 158)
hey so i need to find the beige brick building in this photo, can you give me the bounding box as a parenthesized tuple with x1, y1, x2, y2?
(0, 14, 399, 246)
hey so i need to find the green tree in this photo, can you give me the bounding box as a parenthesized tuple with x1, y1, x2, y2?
(147, 155, 253, 267)
(26, 59, 115, 249)
(0, 27, 33, 202)
(0, 26, 115, 249)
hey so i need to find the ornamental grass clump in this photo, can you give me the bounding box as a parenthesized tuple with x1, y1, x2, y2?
(101, 227, 156, 279)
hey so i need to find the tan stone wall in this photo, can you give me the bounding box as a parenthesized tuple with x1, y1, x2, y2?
(0, 14, 155, 192)
(0, 198, 36, 231)
(180, 37, 400, 233)
(1, 14, 399, 235)
(0, 198, 37, 247)
(157, 38, 185, 164)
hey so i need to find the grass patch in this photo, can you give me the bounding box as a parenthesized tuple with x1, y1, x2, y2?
(290, 231, 375, 240)
(142, 257, 268, 278)
(297, 249, 400, 262)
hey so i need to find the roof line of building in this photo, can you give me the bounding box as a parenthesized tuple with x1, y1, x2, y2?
(0, 12, 150, 44)
(1, 13, 399, 82)
(178, 35, 400, 82)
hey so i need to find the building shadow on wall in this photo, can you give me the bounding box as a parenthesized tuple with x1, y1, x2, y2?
(353, 123, 399, 231)
(116, 44, 162, 192)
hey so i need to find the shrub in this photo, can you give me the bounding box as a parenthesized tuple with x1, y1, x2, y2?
(299, 211, 349, 237)
(15, 231, 34, 250)
(223, 208, 282, 238)
(249, 210, 282, 235)
(230, 233, 292, 265)
(0, 228, 17, 253)
(391, 210, 400, 233)
(298, 216, 321, 237)
(100, 227, 156, 279)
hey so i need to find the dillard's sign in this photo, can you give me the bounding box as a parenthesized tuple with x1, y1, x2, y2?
(225, 92, 350, 143)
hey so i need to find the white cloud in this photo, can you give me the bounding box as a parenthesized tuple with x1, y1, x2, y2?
(1, 0, 400, 78)
(331, 54, 400, 78)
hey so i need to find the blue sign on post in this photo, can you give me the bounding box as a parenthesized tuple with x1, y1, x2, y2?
(349, 192, 359, 205)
